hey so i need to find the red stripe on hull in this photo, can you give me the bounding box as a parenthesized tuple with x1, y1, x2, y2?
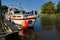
(6, 18, 36, 20)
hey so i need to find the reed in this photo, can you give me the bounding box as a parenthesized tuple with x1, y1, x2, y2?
(39, 14, 56, 30)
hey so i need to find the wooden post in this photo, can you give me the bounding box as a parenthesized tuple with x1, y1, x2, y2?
(0, 0, 5, 31)
(0, 0, 1, 14)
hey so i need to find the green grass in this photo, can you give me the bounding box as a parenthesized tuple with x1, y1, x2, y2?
(39, 14, 60, 31)
(39, 14, 56, 20)
(39, 14, 60, 30)
(39, 14, 56, 26)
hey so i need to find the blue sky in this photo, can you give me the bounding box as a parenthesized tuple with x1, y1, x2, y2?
(1, 0, 60, 11)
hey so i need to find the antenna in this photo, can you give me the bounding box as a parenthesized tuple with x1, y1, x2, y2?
(19, 2, 22, 9)
(19, 0, 22, 10)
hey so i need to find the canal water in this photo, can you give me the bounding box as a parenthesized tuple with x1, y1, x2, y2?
(1, 17, 60, 40)
(34, 17, 60, 40)
(21, 17, 60, 40)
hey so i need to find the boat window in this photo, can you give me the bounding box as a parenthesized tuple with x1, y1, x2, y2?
(35, 10, 37, 15)
(13, 16, 16, 17)
(17, 16, 21, 17)
(14, 11, 20, 14)
(24, 15, 28, 17)
(22, 11, 25, 14)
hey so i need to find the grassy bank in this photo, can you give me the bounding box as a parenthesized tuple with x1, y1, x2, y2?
(39, 14, 56, 21)
(39, 14, 56, 25)
(56, 14, 60, 32)
(39, 14, 60, 30)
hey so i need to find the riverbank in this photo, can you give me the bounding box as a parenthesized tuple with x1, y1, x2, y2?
(39, 14, 60, 30)
(39, 14, 60, 19)
(39, 14, 56, 20)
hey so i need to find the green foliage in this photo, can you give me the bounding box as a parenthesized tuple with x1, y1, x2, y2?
(1, 5, 8, 10)
(41, 1, 55, 14)
(40, 14, 56, 30)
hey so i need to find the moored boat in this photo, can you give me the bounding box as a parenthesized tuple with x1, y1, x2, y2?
(5, 8, 38, 29)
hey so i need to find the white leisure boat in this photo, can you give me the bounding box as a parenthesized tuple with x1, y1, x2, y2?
(5, 8, 38, 29)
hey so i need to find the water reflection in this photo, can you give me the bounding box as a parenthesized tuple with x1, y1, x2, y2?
(14, 17, 60, 40)
(22, 29, 36, 40)
(56, 19, 60, 33)
(34, 17, 60, 40)
(34, 18, 42, 32)
(34, 17, 56, 40)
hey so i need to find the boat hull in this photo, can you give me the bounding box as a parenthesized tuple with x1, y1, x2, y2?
(6, 17, 36, 27)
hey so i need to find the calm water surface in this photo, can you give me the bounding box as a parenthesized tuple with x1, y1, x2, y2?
(34, 17, 60, 40)
(0, 17, 60, 40)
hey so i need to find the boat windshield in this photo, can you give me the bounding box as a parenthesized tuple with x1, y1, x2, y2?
(22, 11, 25, 14)
(14, 11, 20, 14)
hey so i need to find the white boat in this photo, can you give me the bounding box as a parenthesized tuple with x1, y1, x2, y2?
(5, 8, 38, 28)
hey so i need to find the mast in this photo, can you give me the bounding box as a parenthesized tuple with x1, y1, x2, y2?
(19, 0, 22, 10)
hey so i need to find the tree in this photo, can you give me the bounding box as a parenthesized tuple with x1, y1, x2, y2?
(1, 5, 8, 10)
(1, 5, 8, 13)
(57, 1, 60, 13)
(41, 1, 55, 14)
